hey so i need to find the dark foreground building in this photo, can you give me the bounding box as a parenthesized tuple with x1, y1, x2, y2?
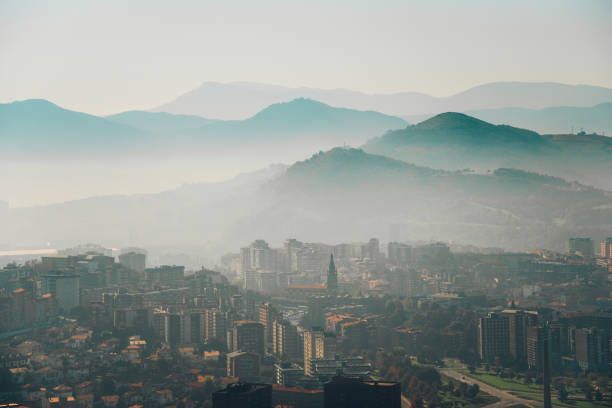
(324, 377, 401, 408)
(212, 383, 272, 408)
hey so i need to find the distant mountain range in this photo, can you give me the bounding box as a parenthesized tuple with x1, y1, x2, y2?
(3, 148, 610, 254)
(363, 112, 612, 191)
(152, 81, 612, 119)
(402, 102, 612, 135)
(0, 99, 147, 154)
(0, 98, 406, 156)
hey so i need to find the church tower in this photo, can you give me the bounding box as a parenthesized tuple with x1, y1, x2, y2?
(327, 254, 338, 296)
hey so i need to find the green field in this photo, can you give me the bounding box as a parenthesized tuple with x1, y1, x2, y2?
(455, 369, 608, 408)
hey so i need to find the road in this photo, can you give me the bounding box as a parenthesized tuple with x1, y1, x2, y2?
(441, 368, 537, 408)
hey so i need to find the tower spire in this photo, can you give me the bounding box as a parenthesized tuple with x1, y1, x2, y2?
(327, 254, 338, 296)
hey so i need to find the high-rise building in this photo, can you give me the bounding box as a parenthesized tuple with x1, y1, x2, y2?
(164, 313, 182, 348)
(205, 309, 227, 343)
(601, 238, 612, 258)
(503, 309, 538, 364)
(526, 326, 561, 372)
(118, 251, 146, 274)
(323, 377, 401, 408)
(304, 327, 336, 376)
(273, 362, 304, 386)
(575, 328, 608, 371)
(568, 237, 594, 260)
(259, 302, 280, 345)
(226, 351, 260, 381)
(273, 320, 299, 361)
(144, 265, 185, 284)
(387, 242, 412, 266)
(212, 383, 271, 408)
(478, 312, 510, 361)
(232, 321, 265, 358)
(388, 268, 419, 297)
(327, 255, 338, 296)
(41, 274, 79, 313)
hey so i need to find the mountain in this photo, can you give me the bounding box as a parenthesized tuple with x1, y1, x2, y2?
(363, 112, 612, 191)
(152, 81, 612, 119)
(182, 98, 407, 148)
(403, 102, 612, 135)
(106, 110, 217, 134)
(0, 99, 149, 154)
(0, 98, 406, 205)
(465, 102, 612, 135)
(3, 148, 610, 256)
(1, 98, 405, 155)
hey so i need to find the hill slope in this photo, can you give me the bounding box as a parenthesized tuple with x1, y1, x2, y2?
(464, 102, 612, 135)
(3, 148, 610, 254)
(0, 99, 149, 154)
(106, 111, 217, 134)
(363, 113, 612, 190)
(185, 98, 407, 147)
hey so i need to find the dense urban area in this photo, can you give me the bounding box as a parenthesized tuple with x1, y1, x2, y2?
(1, 236, 612, 408)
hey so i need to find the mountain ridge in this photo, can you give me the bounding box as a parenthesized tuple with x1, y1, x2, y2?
(152, 81, 612, 119)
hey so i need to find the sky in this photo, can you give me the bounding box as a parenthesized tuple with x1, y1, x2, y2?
(1, 0, 612, 115)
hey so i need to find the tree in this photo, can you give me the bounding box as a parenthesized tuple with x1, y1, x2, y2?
(597, 375, 609, 391)
(101, 377, 115, 395)
(467, 384, 479, 398)
(558, 385, 568, 402)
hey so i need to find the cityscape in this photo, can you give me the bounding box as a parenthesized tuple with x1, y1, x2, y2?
(1, 1, 612, 407)
(1, 237, 612, 407)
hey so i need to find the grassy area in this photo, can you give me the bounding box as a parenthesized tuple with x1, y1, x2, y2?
(456, 369, 609, 408)
(438, 388, 500, 408)
(511, 391, 607, 408)
(456, 368, 541, 393)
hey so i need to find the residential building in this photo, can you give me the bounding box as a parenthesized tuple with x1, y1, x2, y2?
(478, 312, 509, 361)
(323, 377, 401, 408)
(226, 351, 260, 381)
(212, 383, 271, 408)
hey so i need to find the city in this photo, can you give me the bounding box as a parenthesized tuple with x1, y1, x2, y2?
(1, 236, 611, 407)
(1, 1, 612, 407)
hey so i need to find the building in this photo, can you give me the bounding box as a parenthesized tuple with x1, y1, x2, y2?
(205, 309, 227, 343)
(478, 312, 509, 361)
(388, 268, 419, 297)
(526, 326, 561, 372)
(502, 309, 537, 364)
(118, 251, 146, 274)
(259, 302, 280, 345)
(273, 320, 299, 361)
(309, 356, 372, 383)
(232, 321, 264, 358)
(144, 265, 184, 284)
(272, 385, 324, 408)
(212, 383, 271, 408)
(41, 274, 79, 312)
(323, 377, 401, 408)
(568, 237, 594, 261)
(387, 242, 412, 266)
(601, 238, 612, 258)
(304, 328, 336, 376)
(575, 328, 608, 371)
(327, 255, 337, 296)
(274, 362, 304, 386)
(226, 351, 260, 381)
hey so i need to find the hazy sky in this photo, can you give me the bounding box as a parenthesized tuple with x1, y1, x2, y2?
(1, 0, 611, 115)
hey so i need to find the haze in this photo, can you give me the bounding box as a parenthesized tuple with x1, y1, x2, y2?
(0, 0, 611, 115)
